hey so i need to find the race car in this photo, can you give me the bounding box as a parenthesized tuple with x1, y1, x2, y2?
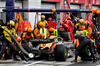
(30, 36, 69, 61)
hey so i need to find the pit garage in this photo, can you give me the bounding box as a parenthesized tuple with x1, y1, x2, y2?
(92, 5, 100, 9)
(70, 3, 85, 20)
(41, 2, 61, 23)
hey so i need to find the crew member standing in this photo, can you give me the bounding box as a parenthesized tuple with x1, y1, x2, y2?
(47, 17, 57, 29)
(38, 15, 48, 28)
(0, 20, 19, 61)
(65, 17, 74, 42)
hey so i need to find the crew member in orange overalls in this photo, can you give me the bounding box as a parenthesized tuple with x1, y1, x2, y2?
(22, 28, 33, 53)
(33, 22, 43, 39)
(76, 18, 85, 31)
(15, 35, 22, 46)
(47, 27, 55, 37)
(15, 12, 24, 33)
(15, 12, 24, 22)
(83, 21, 93, 38)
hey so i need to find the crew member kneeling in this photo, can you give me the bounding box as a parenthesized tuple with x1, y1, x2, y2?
(72, 31, 97, 63)
(22, 28, 33, 53)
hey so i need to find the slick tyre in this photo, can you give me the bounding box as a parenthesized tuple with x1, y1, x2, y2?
(79, 47, 90, 58)
(97, 41, 100, 54)
(59, 31, 70, 41)
(55, 44, 68, 61)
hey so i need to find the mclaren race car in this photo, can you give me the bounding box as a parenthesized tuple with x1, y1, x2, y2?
(30, 36, 74, 61)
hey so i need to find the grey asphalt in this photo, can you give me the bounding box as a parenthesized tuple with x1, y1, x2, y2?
(68, 61, 100, 66)
(0, 57, 100, 66)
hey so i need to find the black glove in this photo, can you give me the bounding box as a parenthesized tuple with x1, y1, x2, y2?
(0, 26, 4, 32)
(74, 33, 80, 39)
(45, 26, 48, 28)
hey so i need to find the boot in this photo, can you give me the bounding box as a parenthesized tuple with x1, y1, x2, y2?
(24, 60, 29, 64)
(93, 57, 98, 63)
(71, 60, 77, 63)
(13, 57, 20, 61)
(1, 57, 6, 60)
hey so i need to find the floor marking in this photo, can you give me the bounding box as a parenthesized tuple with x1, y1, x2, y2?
(97, 65, 100, 66)
(23, 60, 44, 66)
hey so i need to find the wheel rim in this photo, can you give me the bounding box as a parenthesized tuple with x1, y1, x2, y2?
(65, 48, 67, 58)
(86, 46, 91, 56)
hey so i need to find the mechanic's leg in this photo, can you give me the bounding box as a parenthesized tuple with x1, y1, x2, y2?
(73, 40, 89, 62)
(8, 42, 20, 61)
(22, 43, 31, 53)
(72, 44, 84, 62)
(87, 39, 97, 62)
(0, 41, 7, 58)
(75, 49, 79, 61)
(69, 28, 74, 42)
(81, 39, 97, 62)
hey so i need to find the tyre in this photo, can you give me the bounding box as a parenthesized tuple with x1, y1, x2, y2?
(58, 31, 70, 41)
(79, 46, 91, 58)
(97, 41, 100, 54)
(97, 45, 100, 54)
(55, 44, 68, 61)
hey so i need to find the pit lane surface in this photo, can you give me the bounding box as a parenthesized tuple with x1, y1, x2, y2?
(0, 57, 100, 66)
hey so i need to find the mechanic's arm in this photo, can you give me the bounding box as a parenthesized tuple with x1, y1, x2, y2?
(22, 33, 26, 40)
(76, 39, 79, 48)
(34, 29, 40, 39)
(45, 21, 48, 26)
(87, 27, 92, 37)
(55, 22, 57, 29)
(47, 31, 50, 39)
(11, 29, 16, 42)
(22, 33, 29, 43)
(36, 21, 41, 27)
(0, 26, 4, 32)
(30, 33, 34, 40)
(69, 21, 74, 28)
(26, 34, 34, 41)
(12, 28, 15, 35)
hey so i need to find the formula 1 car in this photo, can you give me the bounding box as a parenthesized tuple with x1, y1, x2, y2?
(30, 36, 73, 61)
